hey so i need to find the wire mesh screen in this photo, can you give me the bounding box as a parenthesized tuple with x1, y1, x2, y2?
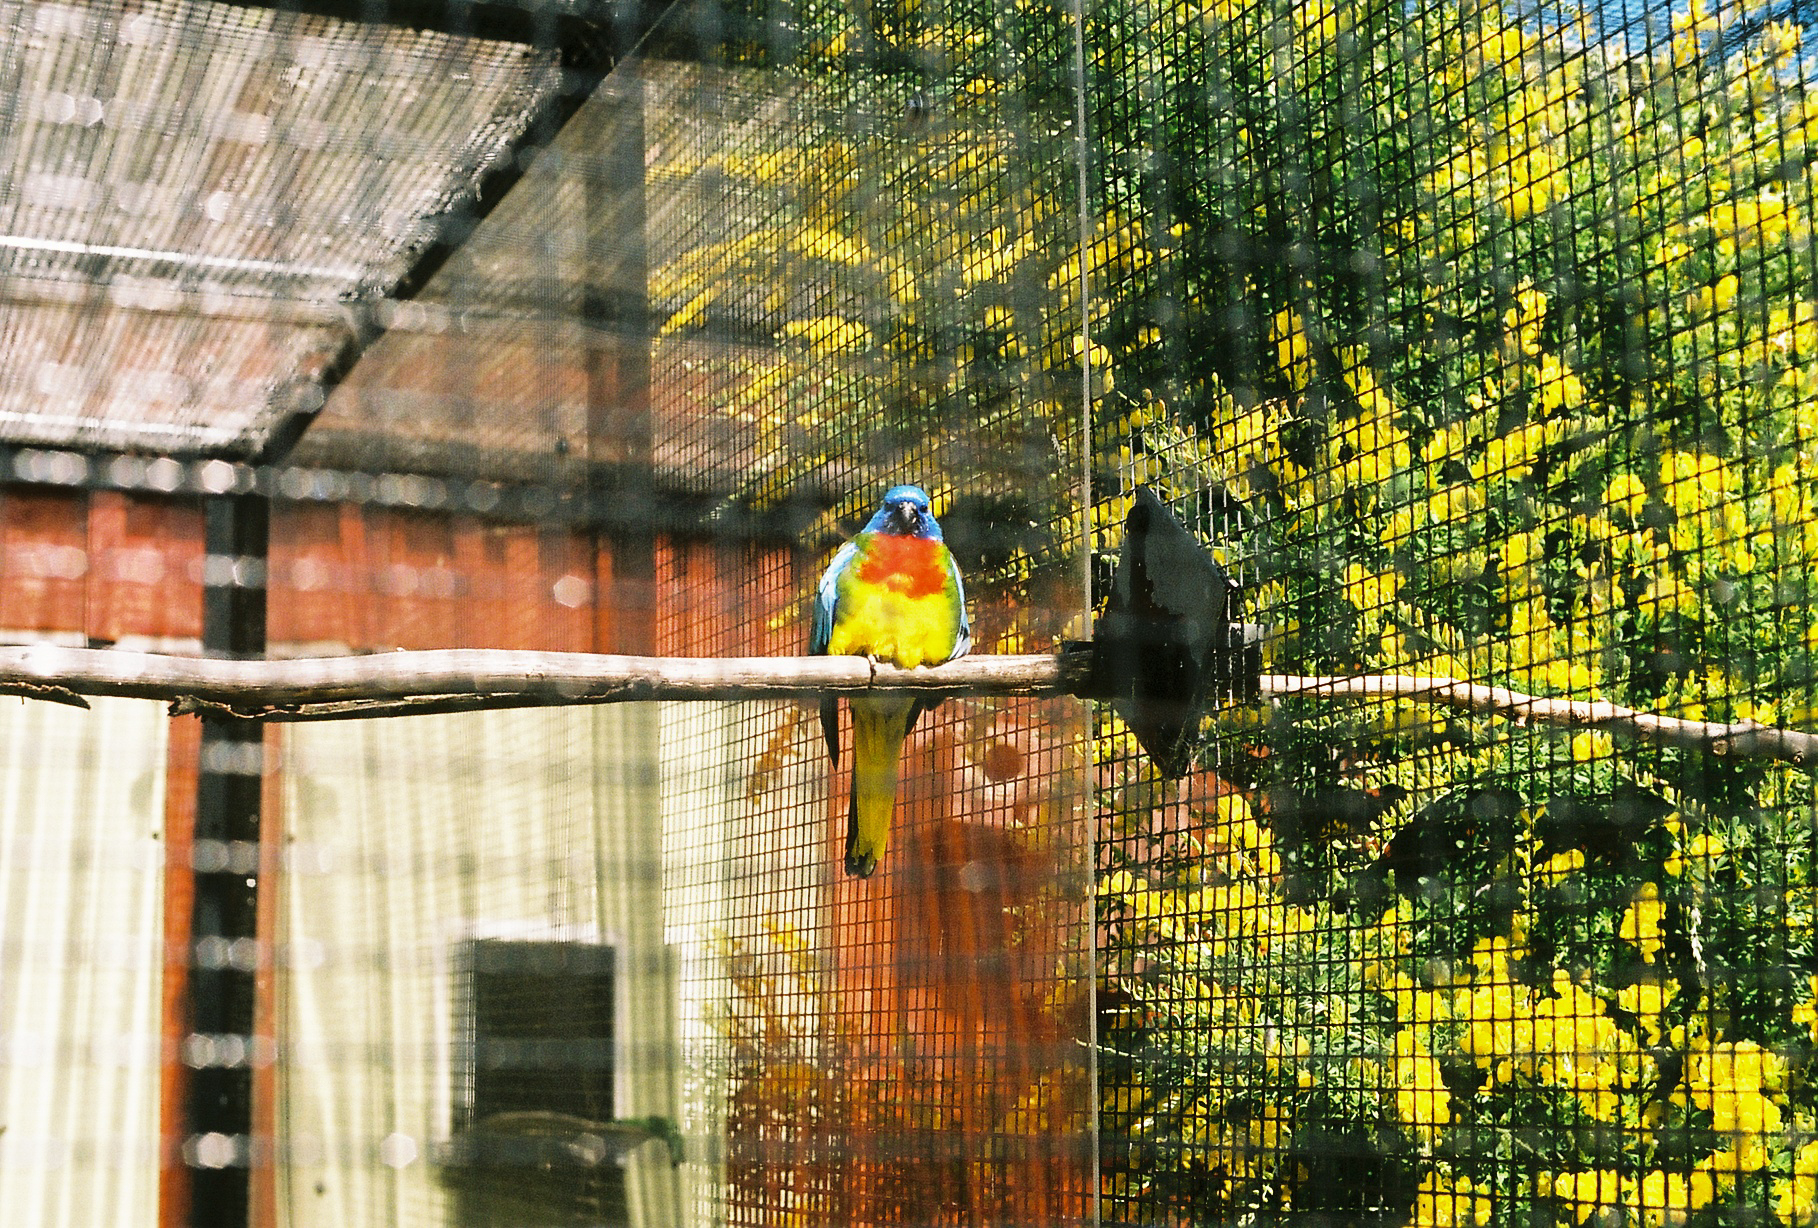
(0, 0, 1098, 1221)
(5, 0, 1818, 1226)
(638, 21, 1099, 1228)
(263, 20, 1098, 1228)
(1089, 0, 1818, 1224)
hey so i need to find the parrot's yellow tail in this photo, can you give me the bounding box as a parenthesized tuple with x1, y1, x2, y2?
(844, 696, 917, 877)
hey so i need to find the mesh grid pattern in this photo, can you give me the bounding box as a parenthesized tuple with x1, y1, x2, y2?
(1090, 0, 1818, 1223)
(1, 0, 1816, 1226)
(638, 6, 1100, 1222)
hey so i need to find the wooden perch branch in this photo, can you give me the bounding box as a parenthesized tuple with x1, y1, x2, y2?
(1263, 674, 1818, 767)
(0, 644, 1088, 722)
(0, 644, 1812, 767)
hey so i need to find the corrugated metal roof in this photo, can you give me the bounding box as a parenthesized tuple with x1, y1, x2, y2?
(0, 5, 849, 502)
(0, 0, 566, 457)
(0, 297, 343, 452)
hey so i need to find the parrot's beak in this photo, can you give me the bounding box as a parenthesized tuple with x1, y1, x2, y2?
(890, 501, 920, 533)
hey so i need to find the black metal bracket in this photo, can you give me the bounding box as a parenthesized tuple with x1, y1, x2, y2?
(1073, 487, 1262, 777)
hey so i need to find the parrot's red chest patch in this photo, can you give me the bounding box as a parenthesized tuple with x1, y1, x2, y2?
(854, 533, 948, 598)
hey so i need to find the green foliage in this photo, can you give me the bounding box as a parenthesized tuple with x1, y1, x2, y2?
(675, 0, 1818, 1217)
(1089, 0, 1818, 1224)
(654, 0, 1086, 547)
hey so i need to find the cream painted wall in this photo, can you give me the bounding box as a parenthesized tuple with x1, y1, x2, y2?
(277, 705, 678, 1228)
(0, 698, 167, 1228)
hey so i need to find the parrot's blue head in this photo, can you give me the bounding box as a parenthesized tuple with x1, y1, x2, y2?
(867, 484, 943, 539)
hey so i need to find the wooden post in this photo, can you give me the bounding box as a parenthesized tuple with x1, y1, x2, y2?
(183, 493, 270, 1228)
(158, 715, 202, 1228)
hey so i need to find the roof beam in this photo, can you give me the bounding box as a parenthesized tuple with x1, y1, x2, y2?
(209, 0, 627, 55)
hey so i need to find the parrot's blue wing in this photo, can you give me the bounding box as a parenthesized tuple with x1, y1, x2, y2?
(810, 539, 859, 656)
(812, 539, 861, 769)
(947, 552, 971, 660)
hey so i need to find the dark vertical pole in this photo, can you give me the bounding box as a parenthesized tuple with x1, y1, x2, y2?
(186, 492, 269, 1228)
(583, 58, 655, 656)
(578, 57, 681, 1226)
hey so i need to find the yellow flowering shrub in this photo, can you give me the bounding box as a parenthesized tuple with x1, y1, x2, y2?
(1092, 0, 1818, 1223)
(1415, 1171, 1493, 1227)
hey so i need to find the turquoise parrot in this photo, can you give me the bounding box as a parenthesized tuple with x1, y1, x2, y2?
(811, 484, 971, 876)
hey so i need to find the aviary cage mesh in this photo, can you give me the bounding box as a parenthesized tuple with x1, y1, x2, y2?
(2, 0, 1817, 1227)
(0, 0, 1096, 1226)
(267, 9, 1100, 1228)
(1089, 0, 1818, 1224)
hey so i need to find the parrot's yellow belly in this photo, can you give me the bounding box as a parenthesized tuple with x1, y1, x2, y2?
(825, 587, 956, 668)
